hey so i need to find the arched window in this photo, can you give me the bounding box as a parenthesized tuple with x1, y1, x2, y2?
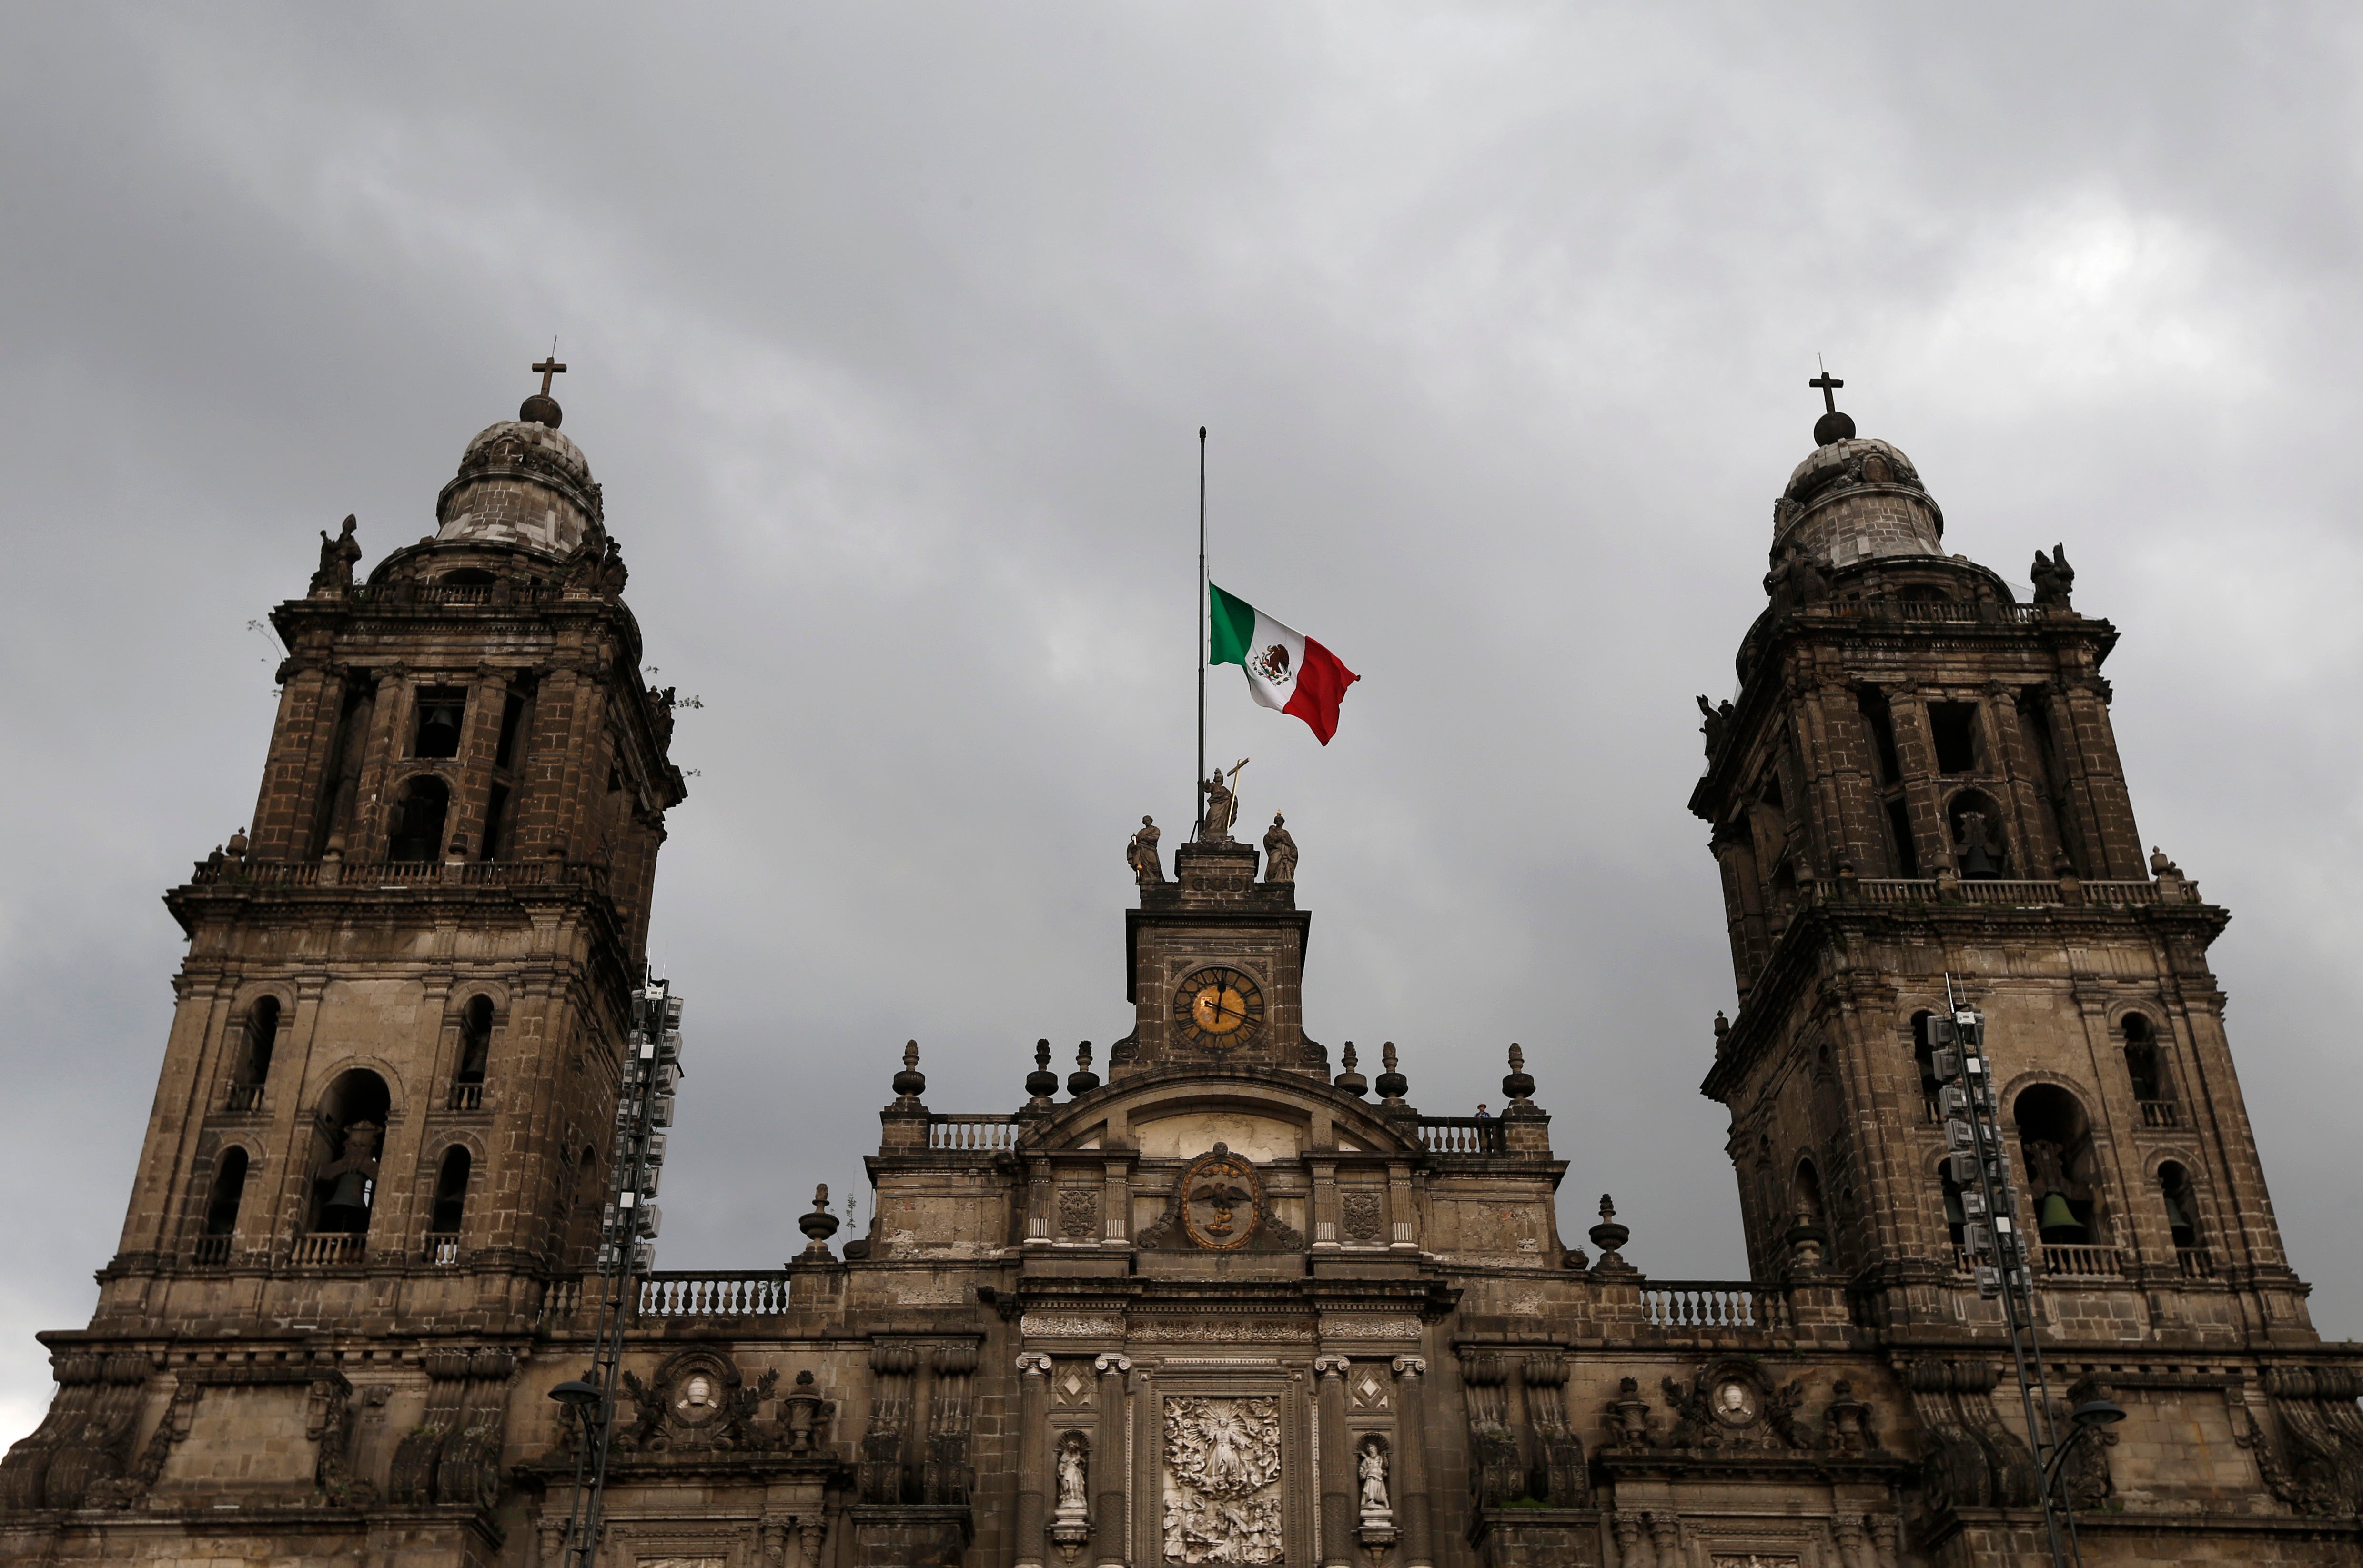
(230, 997, 279, 1111)
(451, 996, 493, 1110)
(196, 1146, 249, 1266)
(205, 1147, 249, 1236)
(1911, 1011, 1941, 1114)
(428, 1147, 471, 1263)
(388, 776, 451, 863)
(2123, 1015, 2174, 1126)
(307, 1069, 391, 1241)
(2157, 1160, 2196, 1243)
(457, 997, 492, 1083)
(2014, 1084, 2105, 1248)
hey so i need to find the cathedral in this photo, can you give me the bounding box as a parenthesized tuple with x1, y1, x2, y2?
(3, 368, 2360, 1568)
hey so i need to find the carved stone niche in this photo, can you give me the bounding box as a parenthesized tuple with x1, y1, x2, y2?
(616, 1348, 776, 1454)
(1135, 1144, 1305, 1253)
(1660, 1359, 1808, 1455)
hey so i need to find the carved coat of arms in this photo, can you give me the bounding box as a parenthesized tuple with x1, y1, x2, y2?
(1162, 1396, 1282, 1565)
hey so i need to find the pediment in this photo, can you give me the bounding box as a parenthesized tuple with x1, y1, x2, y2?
(1023, 1067, 1414, 1159)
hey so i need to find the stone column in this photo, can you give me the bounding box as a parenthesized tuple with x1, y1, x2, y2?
(1609, 1510, 1649, 1568)
(1389, 1357, 1434, 1568)
(1313, 1356, 1353, 1567)
(1868, 1513, 1902, 1568)
(1831, 1513, 1871, 1568)
(1646, 1511, 1680, 1567)
(1093, 1355, 1131, 1568)
(1014, 1352, 1054, 1568)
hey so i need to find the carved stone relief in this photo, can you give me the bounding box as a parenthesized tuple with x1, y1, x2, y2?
(1162, 1395, 1282, 1566)
(1339, 1191, 1383, 1243)
(1135, 1145, 1304, 1253)
(1057, 1187, 1100, 1239)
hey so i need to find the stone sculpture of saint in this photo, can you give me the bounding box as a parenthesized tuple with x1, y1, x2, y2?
(1055, 1435, 1088, 1513)
(311, 514, 362, 593)
(1357, 1437, 1389, 1513)
(1261, 813, 1297, 884)
(1202, 1407, 1252, 1491)
(1201, 759, 1247, 843)
(1126, 816, 1163, 885)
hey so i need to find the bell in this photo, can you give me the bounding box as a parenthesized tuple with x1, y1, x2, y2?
(1959, 841, 2000, 880)
(2036, 1190, 2086, 1243)
(2164, 1192, 2194, 1244)
(321, 1170, 372, 1232)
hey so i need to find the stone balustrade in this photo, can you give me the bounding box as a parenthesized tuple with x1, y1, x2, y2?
(1638, 1280, 1793, 1332)
(290, 1233, 366, 1268)
(928, 1114, 1017, 1151)
(2035, 1242, 2122, 1278)
(1415, 1117, 1507, 1155)
(535, 1270, 795, 1327)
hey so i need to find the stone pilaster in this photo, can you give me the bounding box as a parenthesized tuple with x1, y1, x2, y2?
(1390, 1357, 1434, 1568)
(1092, 1355, 1130, 1568)
(1313, 1356, 1351, 1568)
(1013, 1352, 1053, 1568)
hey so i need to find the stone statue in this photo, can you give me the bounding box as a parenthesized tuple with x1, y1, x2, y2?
(1055, 1433, 1088, 1513)
(1200, 759, 1248, 843)
(2030, 543, 2075, 608)
(1357, 1437, 1389, 1515)
(1261, 813, 1297, 883)
(311, 514, 362, 593)
(1127, 816, 1164, 885)
(1763, 543, 1831, 619)
(1696, 694, 1734, 756)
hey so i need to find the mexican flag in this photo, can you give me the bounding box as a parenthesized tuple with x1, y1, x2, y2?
(1208, 583, 1360, 745)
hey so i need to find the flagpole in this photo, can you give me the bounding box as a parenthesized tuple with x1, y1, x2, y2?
(1195, 425, 1207, 840)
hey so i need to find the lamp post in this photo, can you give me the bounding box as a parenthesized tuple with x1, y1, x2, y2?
(549, 976, 684, 1568)
(2042, 1399, 2126, 1567)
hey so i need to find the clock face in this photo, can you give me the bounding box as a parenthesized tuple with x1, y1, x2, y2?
(1172, 966, 1264, 1049)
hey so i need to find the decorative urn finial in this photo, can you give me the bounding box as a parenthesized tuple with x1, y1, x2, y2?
(798, 1183, 841, 1259)
(891, 1040, 926, 1103)
(1501, 1043, 1535, 1106)
(1374, 1042, 1408, 1107)
(1333, 1041, 1368, 1098)
(1588, 1193, 1631, 1266)
(1023, 1038, 1060, 1109)
(1067, 1040, 1101, 1097)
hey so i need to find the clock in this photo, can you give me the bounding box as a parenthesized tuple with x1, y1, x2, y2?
(1172, 966, 1265, 1049)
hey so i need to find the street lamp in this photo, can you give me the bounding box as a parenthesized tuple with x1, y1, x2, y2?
(2041, 1398, 2126, 1496)
(2042, 1398, 2126, 1568)
(549, 1379, 603, 1413)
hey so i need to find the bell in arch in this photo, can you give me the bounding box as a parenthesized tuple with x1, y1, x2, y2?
(2164, 1191, 2195, 1245)
(2036, 1190, 2087, 1243)
(322, 1170, 372, 1232)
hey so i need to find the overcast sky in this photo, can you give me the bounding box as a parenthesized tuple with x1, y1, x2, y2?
(5, 3, 2362, 1441)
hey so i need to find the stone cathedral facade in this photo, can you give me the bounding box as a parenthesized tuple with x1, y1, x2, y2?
(3, 377, 2360, 1568)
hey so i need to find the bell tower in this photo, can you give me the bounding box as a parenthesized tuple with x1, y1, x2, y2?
(1690, 381, 2315, 1341)
(0, 367, 686, 1520)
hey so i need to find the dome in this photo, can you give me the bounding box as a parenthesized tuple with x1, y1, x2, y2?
(434, 419, 602, 559)
(1773, 435, 1943, 567)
